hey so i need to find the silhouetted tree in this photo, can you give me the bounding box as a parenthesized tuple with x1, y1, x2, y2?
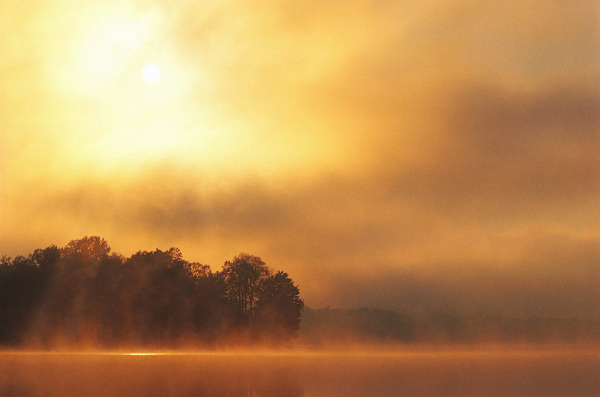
(0, 237, 307, 347)
(0, 255, 43, 345)
(222, 253, 270, 318)
(189, 270, 236, 341)
(255, 271, 304, 340)
(123, 248, 195, 343)
(31, 245, 61, 276)
(40, 236, 116, 343)
(62, 236, 110, 263)
(187, 261, 211, 280)
(3, 237, 600, 347)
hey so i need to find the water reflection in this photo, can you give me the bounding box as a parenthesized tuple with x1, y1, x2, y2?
(0, 353, 302, 397)
(1, 350, 599, 397)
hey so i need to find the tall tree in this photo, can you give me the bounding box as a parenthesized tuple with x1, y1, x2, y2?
(62, 236, 110, 263)
(222, 253, 271, 317)
(255, 271, 304, 339)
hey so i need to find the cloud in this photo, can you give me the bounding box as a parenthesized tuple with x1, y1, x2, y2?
(0, 0, 598, 318)
(25, 138, 599, 317)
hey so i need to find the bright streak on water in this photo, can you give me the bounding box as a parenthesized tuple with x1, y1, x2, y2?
(1, 348, 599, 397)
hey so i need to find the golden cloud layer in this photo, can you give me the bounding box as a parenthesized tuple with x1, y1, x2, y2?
(1, 0, 598, 317)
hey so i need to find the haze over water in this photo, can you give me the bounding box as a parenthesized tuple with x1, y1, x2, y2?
(1, 1, 598, 394)
(2, 0, 598, 319)
(1, 348, 599, 396)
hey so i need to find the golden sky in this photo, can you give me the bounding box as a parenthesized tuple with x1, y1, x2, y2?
(1, 0, 599, 317)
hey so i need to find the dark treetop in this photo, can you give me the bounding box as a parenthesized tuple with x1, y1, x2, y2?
(0, 236, 304, 348)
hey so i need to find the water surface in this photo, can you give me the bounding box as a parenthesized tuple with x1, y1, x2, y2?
(1, 348, 598, 396)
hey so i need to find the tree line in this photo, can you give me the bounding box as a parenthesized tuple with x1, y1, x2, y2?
(300, 307, 600, 345)
(0, 236, 303, 348)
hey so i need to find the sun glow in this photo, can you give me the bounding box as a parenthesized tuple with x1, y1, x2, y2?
(16, 0, 344, 181)
(142, 64, 161, 83)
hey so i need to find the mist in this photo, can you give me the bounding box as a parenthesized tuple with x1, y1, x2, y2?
(2, 236, 598, 352)
(0, 237, 305, 350)
(2, 349, 600, 397)
(1, 0, 598, 320)
(2, 2, 599, 395)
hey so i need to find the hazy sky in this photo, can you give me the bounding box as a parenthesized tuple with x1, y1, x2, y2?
(1, 0, 598, 317)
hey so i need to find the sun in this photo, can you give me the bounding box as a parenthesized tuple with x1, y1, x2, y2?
(142, 64, 161, 83)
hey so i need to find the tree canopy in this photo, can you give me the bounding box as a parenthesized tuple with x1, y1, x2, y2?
(0, 237, 303, 348)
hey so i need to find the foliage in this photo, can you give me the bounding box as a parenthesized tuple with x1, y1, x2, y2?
(222, 253, 270, 317)
(255, 271, 304, 338)
(0, 237, 304, 348)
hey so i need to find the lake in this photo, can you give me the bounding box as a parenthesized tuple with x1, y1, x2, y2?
(1, 348, 599, 396)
